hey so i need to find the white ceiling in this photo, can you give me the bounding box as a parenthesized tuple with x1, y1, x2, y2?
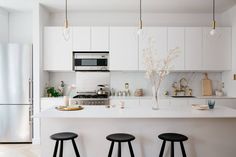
(0, 0, 236, 13)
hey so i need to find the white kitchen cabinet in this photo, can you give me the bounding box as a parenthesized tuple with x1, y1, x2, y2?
(110, 27, 138, 70)
(203, 27, 231, 70)
(139, 27, 168, 71)
(168, 28, 185, 70)
(72, 27, 91, 51)
(185, 28, 203, 70)
(44, 27, 73, 71)
(91, 27, 109, 51)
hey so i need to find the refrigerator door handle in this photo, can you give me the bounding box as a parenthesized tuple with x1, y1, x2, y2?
(29, 78, 32, 104)
(29, 106, 32, 123)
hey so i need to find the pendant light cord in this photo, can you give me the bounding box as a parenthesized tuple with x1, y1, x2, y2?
(65, 0, 68, 22)
(213, 0, 215, 21)
(139, 0, 142, 21)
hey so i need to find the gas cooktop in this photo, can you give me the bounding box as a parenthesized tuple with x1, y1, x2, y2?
(73, 93, 108, 99)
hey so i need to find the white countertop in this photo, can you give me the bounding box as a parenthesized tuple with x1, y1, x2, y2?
(36, 104, 236, 119)
(41, 96, 236, 100)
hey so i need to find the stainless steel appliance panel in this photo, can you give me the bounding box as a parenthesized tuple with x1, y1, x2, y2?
(0, 44, 32, 104)
(0, 105, 32, 143)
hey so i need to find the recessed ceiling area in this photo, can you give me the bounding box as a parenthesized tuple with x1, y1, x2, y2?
(40, 0, 236, 13)
(0, 0, 236, 13)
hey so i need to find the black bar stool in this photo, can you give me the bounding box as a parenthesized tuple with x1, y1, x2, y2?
(106, 133, 135, 157)
(50, 132, 80, 157)
(158, 133, 188, 157)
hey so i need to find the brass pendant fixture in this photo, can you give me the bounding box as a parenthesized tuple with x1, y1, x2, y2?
(63, 0, 70, 41)
(137, 0, 143, 35)
(210, 0, 216, 35)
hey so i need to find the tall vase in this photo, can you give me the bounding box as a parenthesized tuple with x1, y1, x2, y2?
(152, 86, 160, 110)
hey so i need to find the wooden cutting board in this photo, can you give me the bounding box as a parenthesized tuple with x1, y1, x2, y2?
(202, 73, 213, 96)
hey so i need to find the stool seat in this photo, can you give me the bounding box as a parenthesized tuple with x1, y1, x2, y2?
(50, 132, 78, 141)
(106, 133, 135, 142)
(158, 133, 188, 142)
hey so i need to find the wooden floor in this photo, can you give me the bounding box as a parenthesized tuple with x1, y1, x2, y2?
(0, 144, 40, 157)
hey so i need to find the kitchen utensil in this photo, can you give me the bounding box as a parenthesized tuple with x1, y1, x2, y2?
(202, 73, 213, 96)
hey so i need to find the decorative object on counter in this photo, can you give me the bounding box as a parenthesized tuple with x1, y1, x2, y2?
(111, 88, 116, 96)
(125, 83, 131, 96)
(55, 105, 84, 111)
(134, 89, 144, 97)
(66, 84, 76, 96)
(202, 73, 213, 96)
(143, 37, 180, 110)
(120, 101, 125, 109)
(172, 78, 193, 97)
(58, 81, 65, 96)
(164, 91, 169, 96)
(208, 100, 215, 109)
(215, 81, 224, 96)
(46, 86, 63, 97)
(63, 96, 69, 106)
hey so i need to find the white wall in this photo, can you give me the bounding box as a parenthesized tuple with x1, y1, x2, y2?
(221, 5, 236, 96)
(8, 12, 32, 43)
(48, 12, 227, 27)
(0, 8, 9, 43)
(32, 3, 50, 144)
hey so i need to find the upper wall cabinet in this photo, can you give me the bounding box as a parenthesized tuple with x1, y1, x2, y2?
(139, 27, 168, 71)
(185, 27, 203, 70)
(44, 27, 73, 71)
(168, 28, 185, 70)
(91, 27, 109, 51)
(110, 27, 138, 70)
(203, 27, 231, 71)
(72, 27, 91, 51)
(72, 27, 109, 51)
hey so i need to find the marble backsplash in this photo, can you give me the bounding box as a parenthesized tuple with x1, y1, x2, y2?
(46, 71, 223, 97)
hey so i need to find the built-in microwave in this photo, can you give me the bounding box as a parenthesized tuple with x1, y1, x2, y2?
(73, 51, 109, 71)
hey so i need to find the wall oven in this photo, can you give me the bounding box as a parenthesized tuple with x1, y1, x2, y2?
(73, 51, 109, 71)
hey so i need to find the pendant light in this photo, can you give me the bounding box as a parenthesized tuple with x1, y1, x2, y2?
(210, 0, 216, 36)
(137, 0, 143, 35)
(63, 0, 70, 41)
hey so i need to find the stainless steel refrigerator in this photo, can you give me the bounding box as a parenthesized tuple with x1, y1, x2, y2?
(0, 43, 33, 143)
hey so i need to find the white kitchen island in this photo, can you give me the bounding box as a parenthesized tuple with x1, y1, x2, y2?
(37, 104, 236, 157)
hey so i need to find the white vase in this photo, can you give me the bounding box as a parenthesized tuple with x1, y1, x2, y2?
(152, 86, 160, 110)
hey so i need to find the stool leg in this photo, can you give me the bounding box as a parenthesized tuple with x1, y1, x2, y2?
(171, 142, 174, 157)
(72, 139, 80, 157)
(118, 142, 121, 157)
(159, 140, 166, 157)
(108, 141, 114, 157)
(59, 140, 63, 157)
(128, 141, 135, 157)
(180, 142, 186, 157)
(53, 140, 59, 157)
